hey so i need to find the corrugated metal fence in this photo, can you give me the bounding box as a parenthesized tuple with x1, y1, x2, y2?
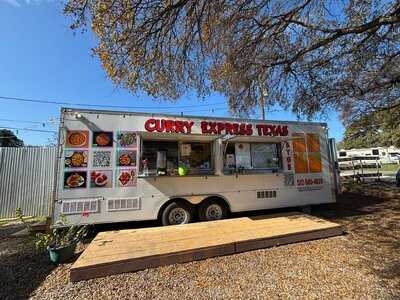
(0, 147, 57, 218)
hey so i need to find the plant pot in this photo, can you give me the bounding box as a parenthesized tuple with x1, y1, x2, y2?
(47, 243, 77, 264)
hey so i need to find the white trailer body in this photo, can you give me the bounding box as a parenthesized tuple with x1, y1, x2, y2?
(338, 147, 400, 164)
(53, 108, 339, 225)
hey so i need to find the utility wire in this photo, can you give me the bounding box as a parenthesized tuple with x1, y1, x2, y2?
(0, 126, 57, 133)
(178, 107, 227, 114)
(0, 107, 228, 129)
(0, 96, 227, 110)
(0, 118, 58, 125)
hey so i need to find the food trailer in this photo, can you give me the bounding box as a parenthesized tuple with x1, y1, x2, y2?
(53, 108, 340, 226)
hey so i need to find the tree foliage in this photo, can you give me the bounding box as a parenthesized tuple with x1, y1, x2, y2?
(65, 0, 400, 120)
(339, 108, 400, 149)
(0, 129, 24, 147)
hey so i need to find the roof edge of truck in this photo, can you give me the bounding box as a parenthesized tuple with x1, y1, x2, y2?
(60, 107, 328, 127)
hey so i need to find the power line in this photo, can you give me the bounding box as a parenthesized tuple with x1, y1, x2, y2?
(0, 126, 57, 133)
(179, 107, 227, 114)
(0, 95, 227, 110)
(0, 118, 58, 125)
(0, 106, 228, 130)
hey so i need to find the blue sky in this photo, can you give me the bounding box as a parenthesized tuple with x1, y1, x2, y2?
(0, 0, 344, 145)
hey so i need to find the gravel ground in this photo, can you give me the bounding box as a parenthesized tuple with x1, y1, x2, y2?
(1, 183, 399, 299)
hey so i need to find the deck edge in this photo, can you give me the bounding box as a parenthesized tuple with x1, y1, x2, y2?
(70, 243, 235, 282)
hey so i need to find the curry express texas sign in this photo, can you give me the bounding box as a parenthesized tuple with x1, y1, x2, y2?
(144, 118, 289, 137)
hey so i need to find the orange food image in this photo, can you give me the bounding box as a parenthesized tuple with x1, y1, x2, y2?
(96, 133, 111, 146)
(66, 173, 84, 187)
(68, 132, 86, 146)
(119, 154, 131, 166)
(71, 152, 85, 167)
(119, 171, 131, 186)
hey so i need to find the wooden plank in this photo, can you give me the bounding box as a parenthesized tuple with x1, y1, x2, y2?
(234, 226, 344, 252)
(70, 213, 344, 282)
(71, 243, 235, 282)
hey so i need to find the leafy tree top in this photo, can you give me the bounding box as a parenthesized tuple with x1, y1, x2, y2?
(65, 0, 400, 121)
(339, 108, 400, 149)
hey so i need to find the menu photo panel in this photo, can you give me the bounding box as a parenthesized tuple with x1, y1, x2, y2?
(65, 130, 89, 148)
(117, 168, 137, 187)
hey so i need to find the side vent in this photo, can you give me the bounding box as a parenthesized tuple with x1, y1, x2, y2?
(257, 190, 277, 199)
(107, 197, 140, 212)
(61, 198, 100, 215)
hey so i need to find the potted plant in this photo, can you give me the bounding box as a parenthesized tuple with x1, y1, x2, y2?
(16, 208, 89, 264)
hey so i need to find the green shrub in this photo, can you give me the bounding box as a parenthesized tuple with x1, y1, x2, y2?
(15, 208, 89, 251)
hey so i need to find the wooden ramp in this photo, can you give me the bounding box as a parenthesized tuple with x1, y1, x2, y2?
(70, 213, 344, 281)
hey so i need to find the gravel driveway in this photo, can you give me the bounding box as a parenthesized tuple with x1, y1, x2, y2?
(1, 184, 399, 299)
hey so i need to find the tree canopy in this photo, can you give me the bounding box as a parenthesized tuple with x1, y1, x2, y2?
(65, 0, 400, 121)
(0, 129, 24, 147)
(339, 108, 400, 149)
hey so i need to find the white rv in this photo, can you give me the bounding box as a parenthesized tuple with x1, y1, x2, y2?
(338, 147, 400, 164)
(53, 108, 340, 226)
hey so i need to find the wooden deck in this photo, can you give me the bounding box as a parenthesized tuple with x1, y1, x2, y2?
(70, 213, 344, 281)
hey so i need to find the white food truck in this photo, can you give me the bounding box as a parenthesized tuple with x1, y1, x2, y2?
(53, 108, 340, 226)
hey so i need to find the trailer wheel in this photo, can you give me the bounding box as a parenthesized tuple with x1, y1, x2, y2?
(199, 199, 228, 222)
(161, 201, 193, 226)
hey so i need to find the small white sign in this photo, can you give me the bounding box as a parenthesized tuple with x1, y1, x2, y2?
(235, 143, 251, 168)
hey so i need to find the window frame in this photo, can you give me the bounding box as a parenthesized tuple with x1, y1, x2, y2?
(223, 141, 282, 172)
(140, 138, 215, 176)
(179, 141, 214, 173)
(250, 142, 281, 170)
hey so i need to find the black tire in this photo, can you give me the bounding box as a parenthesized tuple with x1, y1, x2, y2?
(198, 199, 228, 222)
(161, 201, 193, 226)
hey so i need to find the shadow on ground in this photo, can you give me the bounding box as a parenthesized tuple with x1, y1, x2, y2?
(313, 184, 400, 287)
(0, 234, 56, 300)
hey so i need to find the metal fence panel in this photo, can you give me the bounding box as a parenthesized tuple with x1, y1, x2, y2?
(0, 147, 56, 218)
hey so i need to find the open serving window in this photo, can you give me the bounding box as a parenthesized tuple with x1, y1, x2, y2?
(138, 132, 216, 177)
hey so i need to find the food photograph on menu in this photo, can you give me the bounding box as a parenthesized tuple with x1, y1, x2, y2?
(92, 131, 113, 147)
(117, 150, 137, 167)
(117, 169, 136, 187)
(90, 170, 113, 188)
(64, 171, 87, 189)
(117, 131, 137, 148)
(64, 150, 88, 168)
(65, 130, 89, 148)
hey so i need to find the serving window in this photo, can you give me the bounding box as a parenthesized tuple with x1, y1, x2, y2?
(141, 141, 179, 175)
(180, 142, 212, 170)
(224, 142, 281, 173)
(140, 140, 213, 176)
